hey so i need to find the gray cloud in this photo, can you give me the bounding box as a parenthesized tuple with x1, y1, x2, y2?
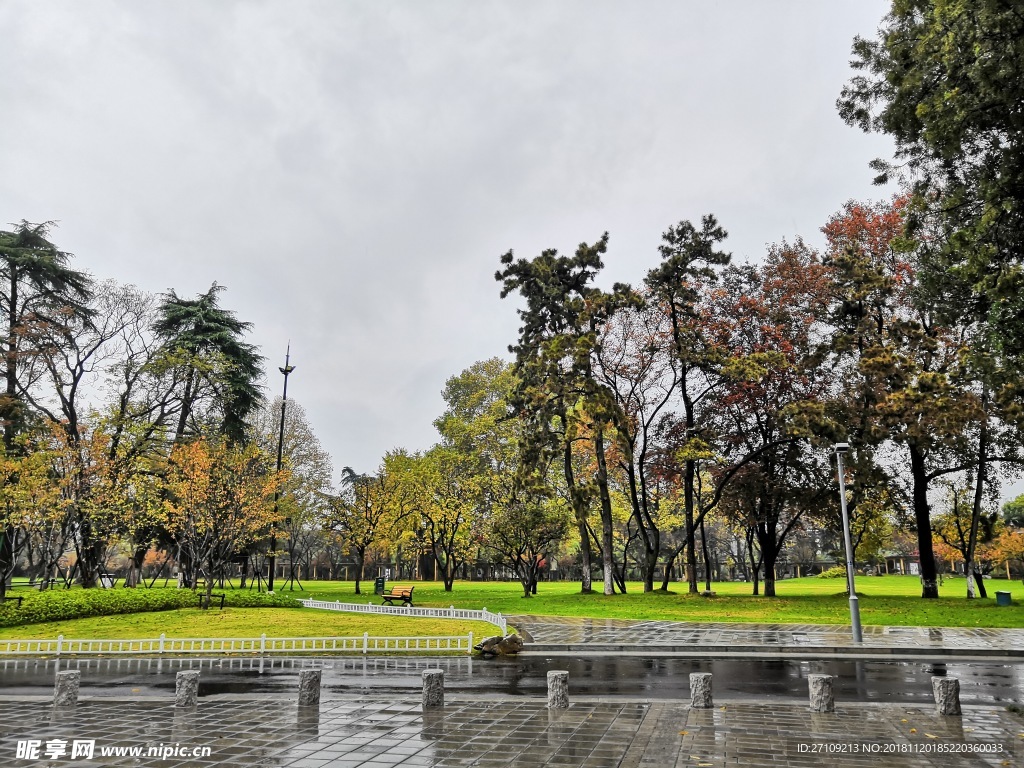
(1, 0, 895, 477)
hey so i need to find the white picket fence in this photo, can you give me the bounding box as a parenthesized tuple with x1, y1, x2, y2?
(300, 599, 508, 635)
(0, 632, 475, 657)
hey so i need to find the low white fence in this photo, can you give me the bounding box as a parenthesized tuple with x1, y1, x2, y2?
(300, 599, 508, 635)
(0, 632, 475, 657)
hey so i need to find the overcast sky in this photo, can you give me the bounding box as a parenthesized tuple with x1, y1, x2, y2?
(1, 1, 902, 479)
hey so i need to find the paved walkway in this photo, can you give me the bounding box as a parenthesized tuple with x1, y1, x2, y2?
(1, 695, 1021, 767)
(506, 616, 1024, 658)
(3, 615, 1023, 765)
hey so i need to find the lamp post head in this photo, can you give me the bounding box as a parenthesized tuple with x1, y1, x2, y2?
(834, 442, 850, 455)
(279, 364, 295, 376)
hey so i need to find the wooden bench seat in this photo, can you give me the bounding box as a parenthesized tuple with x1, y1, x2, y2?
(381, 585, 415, 607)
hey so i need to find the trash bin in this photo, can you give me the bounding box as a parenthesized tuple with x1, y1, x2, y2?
(996, 591, 1012, 606)
(374, 576, 386, 595)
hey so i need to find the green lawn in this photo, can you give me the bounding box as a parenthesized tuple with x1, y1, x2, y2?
(289, 575, 1024, 628)
(0, 607, 495, 641)
(4, 574, 1023, 633)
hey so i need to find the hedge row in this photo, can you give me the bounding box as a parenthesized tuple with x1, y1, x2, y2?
(0, 587, 301, 628)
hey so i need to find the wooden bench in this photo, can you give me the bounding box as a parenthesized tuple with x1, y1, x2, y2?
(381, 586, 415, 607)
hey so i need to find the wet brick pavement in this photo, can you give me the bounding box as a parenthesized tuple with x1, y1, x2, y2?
(506, 616, 1024, 655)
(1, 696, 1022, 767)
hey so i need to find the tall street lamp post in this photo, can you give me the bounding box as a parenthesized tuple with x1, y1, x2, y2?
(834, 442, 862, 643)
(267, 345, 295, 592)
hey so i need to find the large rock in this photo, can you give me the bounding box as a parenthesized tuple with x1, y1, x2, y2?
(475, 634, 524, 655)
(498, 634, 524, 654)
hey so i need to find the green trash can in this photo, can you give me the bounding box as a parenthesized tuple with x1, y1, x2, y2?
(374, 576, 386, 595)
(996, 591, 1012, 606)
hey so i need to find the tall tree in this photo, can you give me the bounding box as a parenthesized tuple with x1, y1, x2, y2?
(712, 244, 836, 597)
(416, 445, 481, 592)
(328, 453, 417, 594)
(644, 215, 730, 593)
(161, 437, 284, 607)
(0, 221, 91, 598)
(152, 283, 263, 445)
(496, 234, 636, 595)
(822, 198, 982, 598)
(20, 280, 157, 586)
(838, 1, 1024, 358)
(595, 301, 678, 592)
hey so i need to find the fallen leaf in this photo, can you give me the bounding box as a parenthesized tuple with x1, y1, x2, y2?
(909, 728, 917, 734)
(900, 719, 908, 723)
(925, 733, 937, 739)
(678, 731, 688, 736)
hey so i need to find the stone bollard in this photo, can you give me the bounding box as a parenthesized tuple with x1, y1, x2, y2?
(175, 670, 200, 708)
(298, 669, 321, 707)
(689, 672, 713, 709)
(547, 670, 569, 709)
(808, 674, 835, 713)
(53, 670, 80, 707)
(422, 668, 444, 709)
(932, 677, 961, 716)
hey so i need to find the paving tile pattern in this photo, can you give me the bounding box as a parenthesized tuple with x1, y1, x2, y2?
(507, 616, 1024, 652)
(0, 698, 645, 768)
(1, 697, 1022, 767)
(620, 702, 1024, 768)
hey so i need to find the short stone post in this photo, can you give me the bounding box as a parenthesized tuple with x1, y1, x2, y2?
(932, 677, 961, 716)
(808, 674, 834, 713)
(298, 669, 321, 707)
(175, 670, 200, 708)
(53, 670, 80, 707)
(422, 668, 444, 709)
(547, 670, 569, 709)
(689, 672, 713, 709)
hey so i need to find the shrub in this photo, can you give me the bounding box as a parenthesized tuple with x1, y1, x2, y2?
(0, 587, 302, 628)
(817, 566, 848, 579)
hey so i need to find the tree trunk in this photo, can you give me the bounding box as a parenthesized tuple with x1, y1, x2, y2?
(966, 388, 989, 599)
(594, 426, 615, 596)
(684, 459, 698, 594)
(700, 517, 712, 592)
(973, 568, 988, 598)
(564, 441, 593, 594)
(660, 546, 682, 591)
(746, 528, 761, 595)
(353, 550, 364, 595)
(908, 444, 939, 598)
